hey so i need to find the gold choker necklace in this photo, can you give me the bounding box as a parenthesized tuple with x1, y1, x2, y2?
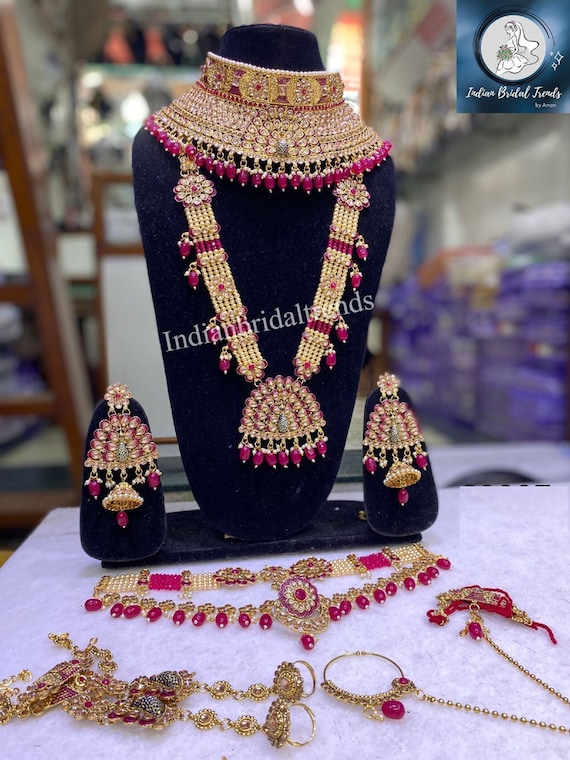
(145, 54, 392, 468)
(148, 52, 389, 190)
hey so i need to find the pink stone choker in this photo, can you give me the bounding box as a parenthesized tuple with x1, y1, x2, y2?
(84, 544, 452, 650)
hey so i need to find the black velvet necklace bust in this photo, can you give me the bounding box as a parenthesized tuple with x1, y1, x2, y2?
(132, 24, 396, 544)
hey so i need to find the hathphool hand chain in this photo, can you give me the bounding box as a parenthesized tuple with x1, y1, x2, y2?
(0, 633, 316, 747)
(363, 373, 429, 506)
(145, 52, 392, 468)
(85, 544, 451, 650)
(83, 383, 161, 528)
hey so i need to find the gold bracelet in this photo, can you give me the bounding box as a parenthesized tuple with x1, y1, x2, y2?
(0, 633, 316, 748)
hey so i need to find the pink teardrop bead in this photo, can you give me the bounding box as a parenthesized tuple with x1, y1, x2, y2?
(300, 634, 315, 651)
(278, 450, 289, 467)
(385, 582, 398, 596)
(356, 245, 368, 260)
(173, 609, 186, 626)
(251, 172, 263, 187)
(304, 445, 316, 462)
(259, 614, 273, 630)
(207, 326, 220, 344)
(355, 595, 370, 609)
(238, 169, 249, 186)
(351, 272, 362, 289)
(277, 173, 288, 190)
(265, 452, 277, 468)
(264, 174, 276, 192)
(147, 607, 162, 622)
(351, 159, 363, 174)
(403, 577, 416, 591)
(326, 351, 337, 368)
(88, 480, 101, 498)
(219, 357, 230, 373)
(252, 450, 264, 468)
(116, 511, 129, 528)
(313, 174, 324, 190)
(398, 488, 409, 505)
(365, 457, 377, 474)
(468, 622, 483, 640)
(328, 606, 342, 621)
(302, 176, 313, 193)
(316, 440, 327, 457)
(110, 602, 124, 618)
(215, 160, 226, 177)
(187, 270, 199, 288)
(239, 446, 251, 463)
(215, 612, 228, 628)
(192, 611, 206, 627)
(289, 173, 301, 189)
(381, 700, 406, 720)
(436, 558, 452, 570)
(336, 326, 348, 342)
(225, 163, 237, 180)
(147, 471, 161, 489)
(416, 453, 428, 468)
(238, 613, 251, 628)
(290, 449, 303, 467)
(373, 589, 386, 604)
(179, 240, 191, 257)
(205, 156, 214, 173)
(339, 599, 352, 615)
(84, 598, 103, 612)
(123, 604, 142, 619)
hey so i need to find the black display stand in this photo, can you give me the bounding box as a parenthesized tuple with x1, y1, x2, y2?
(130, 23, 397, 549)
(102, 499, 422, 569)
(363, 384, 439, 537)
(80, 398, 167, 563)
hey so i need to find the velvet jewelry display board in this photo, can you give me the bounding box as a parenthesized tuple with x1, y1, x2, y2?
(130, 24, 398, 551)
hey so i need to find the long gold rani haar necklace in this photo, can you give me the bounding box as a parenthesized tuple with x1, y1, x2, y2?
(146, 53, 391, 468)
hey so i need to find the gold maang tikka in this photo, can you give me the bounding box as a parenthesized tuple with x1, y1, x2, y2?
(84, 383, 161, 528)
(146, 53, 392, 469)
(362, 373, 429, 505)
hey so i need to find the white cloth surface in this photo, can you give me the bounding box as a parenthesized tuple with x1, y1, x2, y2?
(1, 485, 569, 760)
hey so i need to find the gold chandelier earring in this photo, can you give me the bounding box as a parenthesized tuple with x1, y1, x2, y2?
(84, 383, 161, 528)
(362, 373, 429, 506)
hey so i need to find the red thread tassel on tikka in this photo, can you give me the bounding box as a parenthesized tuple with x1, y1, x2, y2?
(427, 584, 557, 644)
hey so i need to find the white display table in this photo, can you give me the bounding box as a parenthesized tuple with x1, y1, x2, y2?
(1, 485, 568, 759)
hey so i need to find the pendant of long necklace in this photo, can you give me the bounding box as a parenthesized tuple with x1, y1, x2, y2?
(172, 155, 371, 469)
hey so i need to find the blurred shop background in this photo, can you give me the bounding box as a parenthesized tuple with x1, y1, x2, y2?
(1, 0, 569, 543)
